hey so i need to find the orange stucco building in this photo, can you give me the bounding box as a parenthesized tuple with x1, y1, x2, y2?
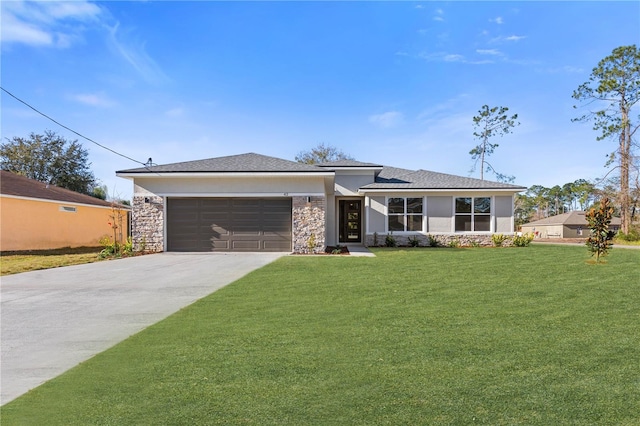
(0, 171, 130, 252)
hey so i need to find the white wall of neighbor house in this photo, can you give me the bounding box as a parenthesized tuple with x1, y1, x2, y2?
(364, 193, 517, 234)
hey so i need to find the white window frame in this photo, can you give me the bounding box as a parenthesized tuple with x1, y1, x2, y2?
(386, 196, 425, 232)
(454, 196, 493, 233)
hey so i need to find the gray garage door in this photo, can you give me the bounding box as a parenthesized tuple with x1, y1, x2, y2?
(167, 198, 292, 252)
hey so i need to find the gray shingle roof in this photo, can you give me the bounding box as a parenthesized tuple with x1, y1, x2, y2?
(117, 153, 327, 174)
(522, 210, 621, 227)
(317, 160, 383, 168)
(361, 168, 526, 190)
(116, 152, 525, 191)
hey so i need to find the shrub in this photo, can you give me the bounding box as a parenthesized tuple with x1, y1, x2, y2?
(448, 237, 460, 248)
(427, 235, 439, 247)
(385, 234, 397, 247)
(615, 226, 640, 242)
(372, 232, 379, 246)
(512, 233, 534, 247)
(492, 233, 507, 247)
(408, 235, 420, 247)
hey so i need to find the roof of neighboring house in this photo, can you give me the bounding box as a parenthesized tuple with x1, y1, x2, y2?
(522, 210, 622, 227)
(0, 170, 120, 208)
(118, 153, 328, 174)
(361, 168, 526, 190)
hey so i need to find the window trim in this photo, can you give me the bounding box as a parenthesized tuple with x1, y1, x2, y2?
(454, 196, 493, 233)
(386, 196, 425, 233)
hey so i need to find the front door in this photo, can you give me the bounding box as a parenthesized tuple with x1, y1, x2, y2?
(339, 200, 362, 243)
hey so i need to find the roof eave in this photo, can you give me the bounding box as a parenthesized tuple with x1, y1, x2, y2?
(116, 171, 335, 178)
(359, 187, 525, 193)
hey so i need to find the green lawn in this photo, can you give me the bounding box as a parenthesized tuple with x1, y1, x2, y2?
(0, 248, 102, 276)
(2, 246, 639, 425)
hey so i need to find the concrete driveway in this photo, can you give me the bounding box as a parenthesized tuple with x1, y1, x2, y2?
(0, 252, 285, 405)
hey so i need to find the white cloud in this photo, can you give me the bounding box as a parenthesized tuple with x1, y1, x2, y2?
(419, 51, 494, 65)
(490, 34, 526, 44)
(433, 8, 445, 22)
(369, 111, 404, 129)
(505, 35, 526, 42)
(70, 92, 116, 108)
(490, 16, 504, 24)
(106, 23, 170, 85)
(415, 5, 424, 9)
(1, 12, 52, 46)
(0, 0, 102, 47)
(476, 49, 503, 56)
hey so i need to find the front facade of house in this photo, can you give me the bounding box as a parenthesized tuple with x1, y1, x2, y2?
(116, 153, 525, 253)
(0, 171, 130, 252)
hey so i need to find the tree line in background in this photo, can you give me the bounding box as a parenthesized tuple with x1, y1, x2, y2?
(514, 176, 640, 229)
(0, 130, 127, 204)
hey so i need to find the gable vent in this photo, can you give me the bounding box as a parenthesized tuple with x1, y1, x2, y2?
(59, 206, 77, 213)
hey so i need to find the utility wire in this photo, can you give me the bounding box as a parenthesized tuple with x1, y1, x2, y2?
(1, 86, 149, 167)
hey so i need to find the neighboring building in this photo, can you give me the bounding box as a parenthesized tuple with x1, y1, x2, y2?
(520, 210, 621, 239)
(0, 171, 130, 252)
(116, 153, 526, 253)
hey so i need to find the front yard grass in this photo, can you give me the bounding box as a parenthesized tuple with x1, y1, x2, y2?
(2, 245, 639, 424)
(0, 248, 102, 276)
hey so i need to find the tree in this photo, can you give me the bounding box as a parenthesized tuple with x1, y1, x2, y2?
(470, 105, 519, 181)
(92, 184, 108, 200)
(573, 45, 640, 234)
(585, 197, 615, 263)
(1, 130, 96, 195)
(295, 143, 354, 165)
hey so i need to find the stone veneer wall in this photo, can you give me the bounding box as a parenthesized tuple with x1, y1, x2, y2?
(132, 195, 164, 252)
(365, 233, 516, 247)
(292, 195, 326, 253)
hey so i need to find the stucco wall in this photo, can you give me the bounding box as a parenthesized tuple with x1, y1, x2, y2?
(0, 196, 129, 251)
(367, 196, 386, 233)
(427, 196, 453, 232)
(494, 196, 514, 233)
(133, 175, 327, 196)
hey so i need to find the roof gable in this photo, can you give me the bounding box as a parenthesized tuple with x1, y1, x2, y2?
(117, 153, 326, 174)
(0, 171, 116, 207)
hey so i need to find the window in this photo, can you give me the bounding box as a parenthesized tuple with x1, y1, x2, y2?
(388, 197, 423, 232)
(59, 206, 77, 213)
(455, 197, 491, 232)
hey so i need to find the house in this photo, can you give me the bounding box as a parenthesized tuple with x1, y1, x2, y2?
(520, 210, 621, 239)
(0, 171, 130, 252)
(116, 153, 526, 253)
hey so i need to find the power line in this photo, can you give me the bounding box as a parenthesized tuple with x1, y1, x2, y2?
(1, 86, 148, 167)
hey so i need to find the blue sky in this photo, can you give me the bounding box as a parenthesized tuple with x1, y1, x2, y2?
(2, 1, 639, 200)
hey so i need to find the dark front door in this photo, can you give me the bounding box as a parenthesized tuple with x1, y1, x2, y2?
(339, 200, 362, 243)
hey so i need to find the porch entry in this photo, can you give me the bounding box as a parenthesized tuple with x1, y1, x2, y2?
(338, 199, 362, 243)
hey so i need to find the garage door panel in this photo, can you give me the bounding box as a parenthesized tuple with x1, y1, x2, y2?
(167, 198, 291, 252)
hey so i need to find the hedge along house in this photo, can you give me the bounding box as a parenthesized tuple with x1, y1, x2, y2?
(116, 153, 526, 253)
(0, 171, 130, 252)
